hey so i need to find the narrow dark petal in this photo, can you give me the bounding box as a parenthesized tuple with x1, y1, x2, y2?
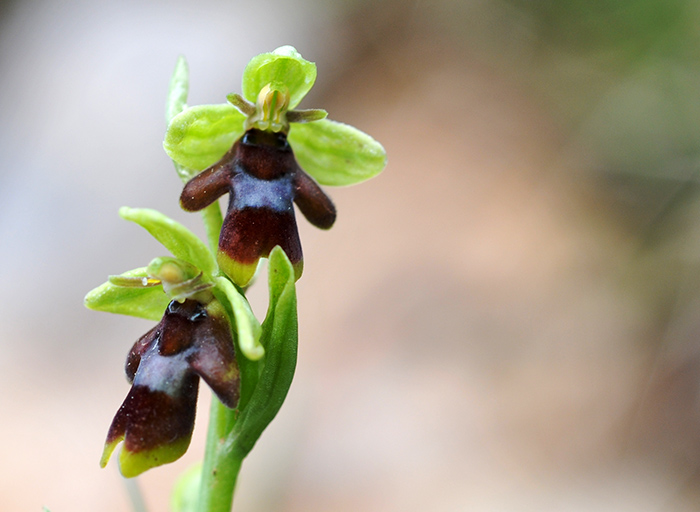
(180, 145, 237, 212)
(188, 312, 240, 408)
(293, 169, 336, 229)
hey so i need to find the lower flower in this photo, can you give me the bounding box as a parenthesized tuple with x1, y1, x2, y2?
(100, 298, 239, 477)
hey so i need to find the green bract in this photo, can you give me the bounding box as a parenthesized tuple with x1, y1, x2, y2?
(163, 46, 387, 185)
(215, 276, 263, 361)
(230, 246, 297, 457)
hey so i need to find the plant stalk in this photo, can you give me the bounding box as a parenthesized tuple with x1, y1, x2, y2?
(197, 398, 243, 512)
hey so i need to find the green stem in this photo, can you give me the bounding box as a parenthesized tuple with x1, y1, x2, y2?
(197, 398, 243, 512)
(196, 199, 239, 512)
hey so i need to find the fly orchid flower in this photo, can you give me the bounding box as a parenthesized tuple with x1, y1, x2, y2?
(164, 46, 386, 286)
(97, 258, 240, 478)
(86, 209, 263, 478)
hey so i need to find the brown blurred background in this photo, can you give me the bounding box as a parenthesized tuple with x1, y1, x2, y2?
(2, 0, 700, 510)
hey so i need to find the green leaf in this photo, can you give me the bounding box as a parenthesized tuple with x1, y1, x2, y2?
(164, 104, 245, 171)
(214, 276, 263, 361)
(119, 207, 217, 277)
(167, 56, 189, 124)
(242, 46, 316, 109)
(288, 119, 387, 186)
(84, 267, 170, 321)
(229, 246, 297, 457)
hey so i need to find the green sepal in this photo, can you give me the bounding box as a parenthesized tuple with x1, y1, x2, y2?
(166, 56, 189, 124)
(163, 104, 245, 171)
(84, 267, 170, 321)
(288, 119, 387, 186)
(229, 246, 297, 457)
(242, 46, 316, 109)
(214, 276, 263, 361)
(170, 463, 202, 512)
(119, 207, 217, 277)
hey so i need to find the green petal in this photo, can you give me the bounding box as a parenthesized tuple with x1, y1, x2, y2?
(215, 276, 263, 361)
(288, 119, 387, 186)
(242, 46, 316, 109)
(119, 207, 217, 277)
(84, 267, 170, 321)
(166, 56, 189, 124)
(164, 104, 245, 171)
(230, 246, 298, 457)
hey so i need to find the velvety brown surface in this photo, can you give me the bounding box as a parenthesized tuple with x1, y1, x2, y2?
(106, 379, 199, 453)
(294, 170, 336, 230)
(220, 207, 302, 265)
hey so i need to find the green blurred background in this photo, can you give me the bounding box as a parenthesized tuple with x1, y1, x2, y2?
(2, 0, 700, 510)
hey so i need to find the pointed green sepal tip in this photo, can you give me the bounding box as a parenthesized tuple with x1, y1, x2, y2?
(167, 56, 189, 124)
(289, 119, 387, 186)
(84, 267, 170, 321)
(100, 438, 120, 469)
(267, 245, 297, 309)
(242, 46, 316, 110)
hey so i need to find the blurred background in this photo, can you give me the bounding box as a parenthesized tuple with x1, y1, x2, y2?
(2, 0, 700, 510)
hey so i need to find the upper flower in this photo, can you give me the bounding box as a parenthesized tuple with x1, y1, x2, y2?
(163, 46, 387, 189)
(163, 46, 387, 286)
